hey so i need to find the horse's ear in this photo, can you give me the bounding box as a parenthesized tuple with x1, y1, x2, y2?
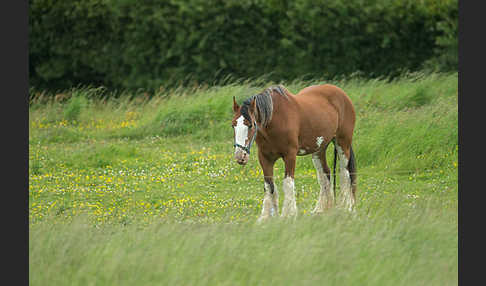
(233, 96, 239, 112)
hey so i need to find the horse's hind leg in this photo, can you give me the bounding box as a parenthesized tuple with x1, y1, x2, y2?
(311, 149, 334, 214)
(335, 138, 357, 211)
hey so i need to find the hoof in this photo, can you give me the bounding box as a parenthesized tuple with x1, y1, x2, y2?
(256, 215, 270, 223)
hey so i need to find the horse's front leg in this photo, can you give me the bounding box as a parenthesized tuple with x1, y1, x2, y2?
(281, 152, 298, 218)
(257, 152, 278, 223)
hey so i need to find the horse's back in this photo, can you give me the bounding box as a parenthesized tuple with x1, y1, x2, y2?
(298, 83, 354, 112)
(297, 84, 348, 101)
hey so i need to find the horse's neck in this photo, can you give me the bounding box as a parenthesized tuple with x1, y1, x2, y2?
(270, 91, 294, 115)
(258, 92, 293, 131)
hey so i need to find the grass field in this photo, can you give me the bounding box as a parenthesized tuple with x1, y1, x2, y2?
(29, 72, 458, 285)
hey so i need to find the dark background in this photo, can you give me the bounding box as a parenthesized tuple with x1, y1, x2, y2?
(29, 0, 457, 93)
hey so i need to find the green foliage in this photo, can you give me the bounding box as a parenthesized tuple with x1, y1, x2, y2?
(423, 10, 458, 71)
(406, 84, 433, 108)
(63, 92, 88, 122)
(29, 0, 458, 92)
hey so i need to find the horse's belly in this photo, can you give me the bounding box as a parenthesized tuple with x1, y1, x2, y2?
(297, 128, 334, 156)
(297, 148, 314, 156)
(296, 139, 324, 156)
(296, 103, 337, 156)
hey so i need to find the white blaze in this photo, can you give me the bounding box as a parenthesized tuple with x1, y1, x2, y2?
(234, 116, 249, 152)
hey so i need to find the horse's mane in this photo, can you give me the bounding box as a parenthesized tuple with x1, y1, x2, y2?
(241, 85, 289, 127)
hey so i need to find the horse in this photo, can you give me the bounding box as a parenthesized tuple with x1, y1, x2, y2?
(231, 84, 357, 222)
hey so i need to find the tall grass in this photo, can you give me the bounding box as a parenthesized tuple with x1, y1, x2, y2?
(30, 198, 457, 286)
(29, 71, 457, 172)
(29, 71, 458, 286)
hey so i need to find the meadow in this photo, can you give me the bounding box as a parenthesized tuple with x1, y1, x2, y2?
(29, 72, 458, 285)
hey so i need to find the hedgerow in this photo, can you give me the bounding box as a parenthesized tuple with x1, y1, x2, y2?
(29, 0, 457, 92)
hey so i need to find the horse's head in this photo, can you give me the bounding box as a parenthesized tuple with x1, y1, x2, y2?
(232, 96, 258, 166)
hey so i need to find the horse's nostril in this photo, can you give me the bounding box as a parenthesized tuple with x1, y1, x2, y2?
(236, 158, 247, 165)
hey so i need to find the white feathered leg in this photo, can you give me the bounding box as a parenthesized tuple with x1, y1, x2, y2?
(281, 177, 297, 218)
(257, 181, 279, 222)
(311, 153, 334, 214)
(336, 145, 355, 211)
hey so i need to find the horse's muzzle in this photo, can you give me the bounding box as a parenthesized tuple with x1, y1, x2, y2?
(234, 149, 249, 165)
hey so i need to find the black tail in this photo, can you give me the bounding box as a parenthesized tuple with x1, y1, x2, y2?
(348, 146, 357, 194)
(332, 141, 337, 199)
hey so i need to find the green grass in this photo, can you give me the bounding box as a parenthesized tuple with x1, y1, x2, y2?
(29, 72, 458, 285)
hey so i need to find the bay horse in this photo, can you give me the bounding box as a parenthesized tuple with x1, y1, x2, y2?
(231, 84, 357, 222)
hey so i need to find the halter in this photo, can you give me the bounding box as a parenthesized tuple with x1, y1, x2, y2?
(233, 122, 258, 154)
